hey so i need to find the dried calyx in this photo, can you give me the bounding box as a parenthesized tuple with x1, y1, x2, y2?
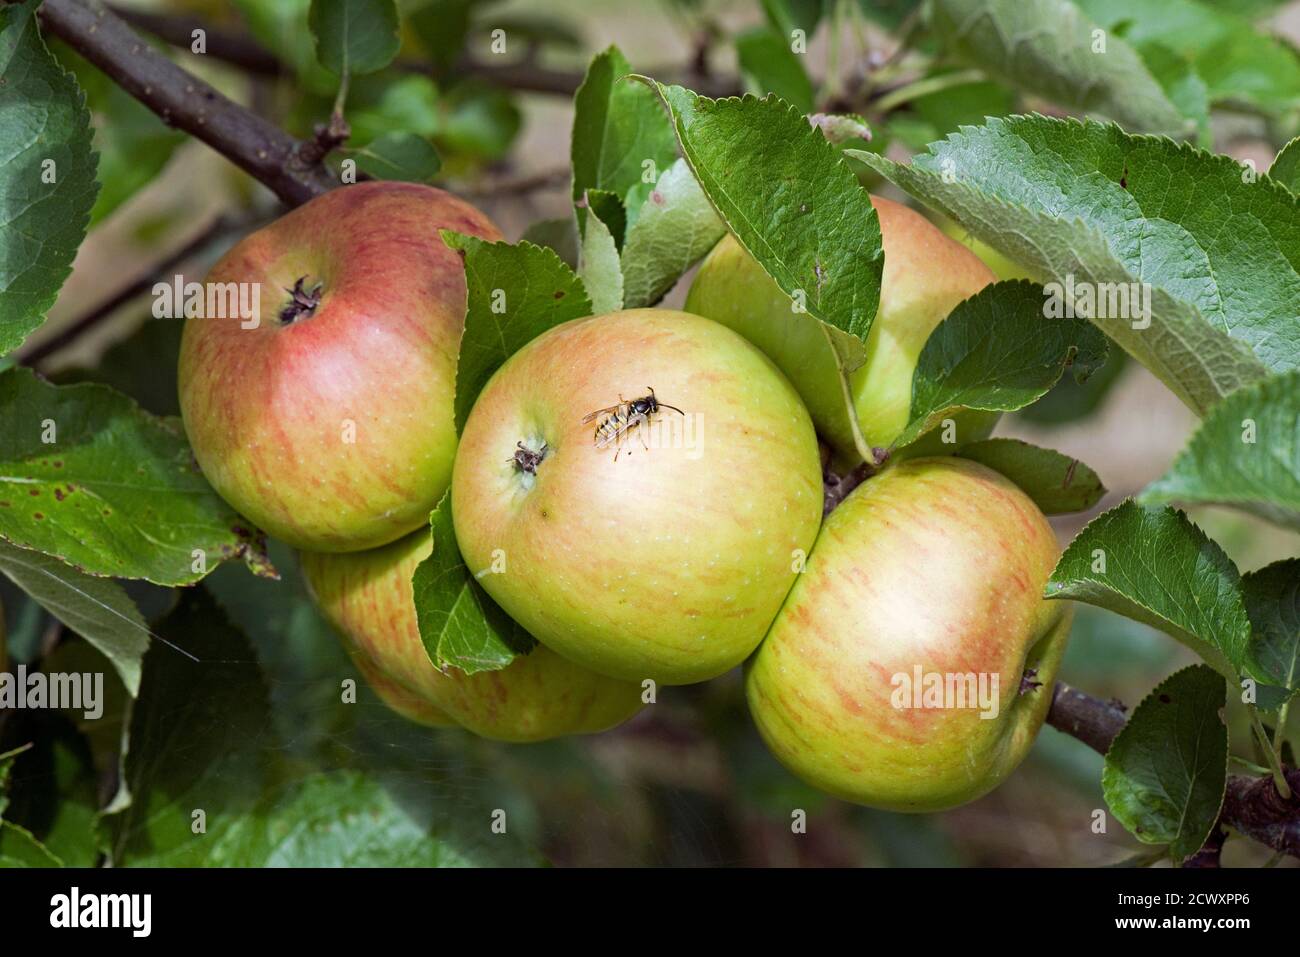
(280, 276, 323, 324)
(512, 441, 548, 475)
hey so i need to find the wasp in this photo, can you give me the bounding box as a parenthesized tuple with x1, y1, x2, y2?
(582, 388, 685, 460)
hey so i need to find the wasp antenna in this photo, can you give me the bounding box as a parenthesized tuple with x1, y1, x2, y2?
(660, 403, 686, 416)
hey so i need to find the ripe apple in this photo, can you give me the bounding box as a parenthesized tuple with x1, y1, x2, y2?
(451, 308, 824, 686)
(746, 457, 1072, 812)
(684, 195, 999, 458)
(301, 530, 645, 741)
(178, 181, 502, 552)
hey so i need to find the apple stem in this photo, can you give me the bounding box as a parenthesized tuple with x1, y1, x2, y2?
(821, 449, 887, 515)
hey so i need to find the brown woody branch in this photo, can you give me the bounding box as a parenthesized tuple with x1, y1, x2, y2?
(33, 0, 336, 207)
(1046, 682, 1300, 861)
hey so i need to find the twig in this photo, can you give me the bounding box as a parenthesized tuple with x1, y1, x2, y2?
(1046, 682, 1300, 860)
(15, 215, 252, 366)
(456, 167, 570, 199)
(821, 451, 887, 514)
(34, 0, 336, 207)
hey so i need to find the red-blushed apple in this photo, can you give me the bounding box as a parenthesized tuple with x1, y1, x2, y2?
(451, 308, 824, 686)
(178, 181, 502, 552)
(301, 530, 645, 741)
(685, 195, 1000, 458)
(746, 457, 1072, 812)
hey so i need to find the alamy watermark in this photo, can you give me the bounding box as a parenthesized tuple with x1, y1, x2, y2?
(152, 274, 261, 329)
(890, 666, 1000, 720)
(1043, 274, 1152, 329)
(0, 665, 103, 720)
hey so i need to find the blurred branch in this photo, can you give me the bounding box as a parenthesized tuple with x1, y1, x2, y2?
(1047, 682, 1300, 861)
(109, 3, 744, 99)
(32, 0, 336, 206)
(15, 214, 255, 367)
(457, 167, 569, 199)
(105, 4, 282, 75)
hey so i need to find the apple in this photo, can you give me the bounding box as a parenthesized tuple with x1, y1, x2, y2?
(451, 308, 824, 686)
(933, 212, 1034, 282)
(301, 530, 646, 742)
(178, 181, 502, 553)
(684, 195, 1000, 458)
(745, 456, 1072, 812)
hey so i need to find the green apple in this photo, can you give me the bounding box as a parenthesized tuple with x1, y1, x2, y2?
(684, 195, 1000, 458)
(746, 457, 1072, 812)
(301, 530, 645, 742)
(933, 212, 1034, 281)
(179, 181, 502, 553)
(451, 308, 824, 686)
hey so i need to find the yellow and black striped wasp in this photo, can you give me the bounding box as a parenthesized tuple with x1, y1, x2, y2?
(582, 387, 685, 460)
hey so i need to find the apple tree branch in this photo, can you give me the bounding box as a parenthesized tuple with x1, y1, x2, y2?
(30, 0, 337, 207)
(1046, 682, 1300, 862)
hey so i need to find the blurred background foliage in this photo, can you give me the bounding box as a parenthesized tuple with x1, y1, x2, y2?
(3, 0, 1299, 867)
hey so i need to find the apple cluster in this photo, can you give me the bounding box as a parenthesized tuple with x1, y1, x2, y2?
(178, 182, 1070, 811)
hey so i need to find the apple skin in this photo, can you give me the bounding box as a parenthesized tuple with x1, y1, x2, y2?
(301, 530, 645, 742)
(745, 457, 1072, 812)
(934, 213, 1034, 282)
(178, 181, 502, 553)
(684, 195, 1000, 458)
(451, 308, 824, 686)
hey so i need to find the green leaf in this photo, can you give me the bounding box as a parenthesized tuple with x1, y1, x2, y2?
(0, 368, 272, 585)
(1270, 136, 1300, 194)
(621, 158, 725, 308)
(1137, 41, 1211, 146)
(736, 27, 814, 113)
(1139, 370, 1300, 530)
(411, 492, 534, 674)
(1016, 346, 1128, 425)
(571, 47, 680, 228)
(896, 280, 1108, 449)
(1045, 501, 1251, 679)
(435, 82, 521, 162)
(851, 115, 1297, 415)
(234, 0, 335, 92)
(956, 438, 1106, 514)
(584, 190, 626, 250)
(443, 233, 593, 434)
(1077, 0, 1300, 113)
(930, 0, 1190, 136)
(1241, 560, 1299, 699)
(350, 132, 442, 183)
(0, 0, 99, 355)
(407, 0, 478, 73)
(577, 195, 624, 314)
(0, 820, 62, 866)
(647, 84, 883, 343)
(1102, 664, 1228, 863)
(200, 769, 538, 866)
(105, 588, 533, 865)
(762, 0, 830, 35)
(307, 0, 400, 76)
(0, 712, 100, 866)
(644, 82, 884, 461)
(0, 538, 148, 696)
